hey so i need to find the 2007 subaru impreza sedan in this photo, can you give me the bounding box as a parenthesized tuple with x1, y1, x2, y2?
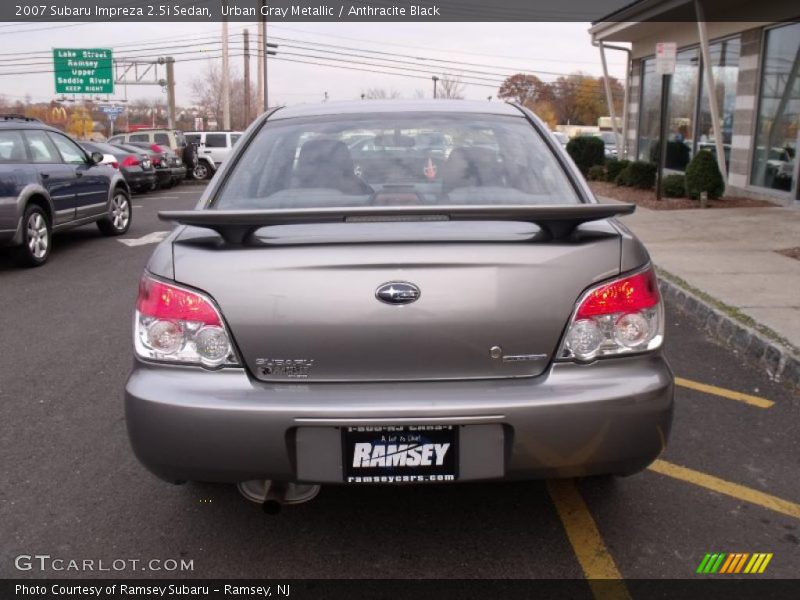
(125, 100, 673, 509)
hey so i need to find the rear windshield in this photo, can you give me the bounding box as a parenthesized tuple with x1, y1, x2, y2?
(91, 142, 122, 154)
(214, 113, 580, 209)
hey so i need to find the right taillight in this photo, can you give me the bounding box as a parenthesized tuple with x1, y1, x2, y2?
(121, 155, 139, 167)
(559, 266, 664, 362)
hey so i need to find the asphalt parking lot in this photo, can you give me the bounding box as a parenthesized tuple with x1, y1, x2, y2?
(1, 184, 798, 586)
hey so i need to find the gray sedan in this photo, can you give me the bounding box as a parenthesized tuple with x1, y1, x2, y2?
(125, 100, 673, 511)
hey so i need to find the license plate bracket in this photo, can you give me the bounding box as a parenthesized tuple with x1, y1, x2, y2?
(342, 425, 458, 484)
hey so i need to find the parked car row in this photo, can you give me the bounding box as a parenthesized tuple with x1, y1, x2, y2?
(79, 141, 156, 193)
(1, 119, 248, 267)
(120, 142, 186, 189)
(80, 138, 187, 194)
(109, 128, 243, 181)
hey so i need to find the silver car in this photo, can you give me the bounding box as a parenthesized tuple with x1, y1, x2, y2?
(125, 101, 673, 511)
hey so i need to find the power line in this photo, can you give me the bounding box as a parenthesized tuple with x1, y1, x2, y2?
(0, 49, 622, 104)
(269, 24, 625, 67)
(0, 37, 623, 102)
(0, 30, 623, 105)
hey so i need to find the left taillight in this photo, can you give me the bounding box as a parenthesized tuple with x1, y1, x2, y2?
(134, 274, 239, 368)
(558, 266, 664, 363)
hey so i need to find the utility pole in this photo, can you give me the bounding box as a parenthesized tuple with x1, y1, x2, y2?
(432, 76, 439, 99)
(243, 29, 250, 123)
(165, 57, 176, 129)
(262, 0, 269, 110)
(221, 4, 231, 130)
(256, 19, 264, 113)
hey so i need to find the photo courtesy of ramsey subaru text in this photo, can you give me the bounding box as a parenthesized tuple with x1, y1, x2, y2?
(125, 100, 673, 511)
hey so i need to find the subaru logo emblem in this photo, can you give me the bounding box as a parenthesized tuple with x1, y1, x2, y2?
(375, 281, 421, 305)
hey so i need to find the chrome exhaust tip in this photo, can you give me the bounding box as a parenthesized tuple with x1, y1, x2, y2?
(237, 480, 321, 513)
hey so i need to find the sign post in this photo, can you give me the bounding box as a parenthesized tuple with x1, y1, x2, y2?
(99, 104, 125, 136)
(655, 42, 676, 201)
(53, 48, 114, 95)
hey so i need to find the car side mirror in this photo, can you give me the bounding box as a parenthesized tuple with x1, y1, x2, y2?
(90, 152, 104, 164)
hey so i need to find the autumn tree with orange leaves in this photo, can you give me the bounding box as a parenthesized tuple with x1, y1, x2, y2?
(498, 72, 623, 127)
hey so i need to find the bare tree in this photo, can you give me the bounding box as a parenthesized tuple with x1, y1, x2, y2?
(413, 89, 427, 99)
(437, 75, 465, 100)
(126, 97, 167, 127)
(362, 88, 402, 100)
(191, 61, 258, 130)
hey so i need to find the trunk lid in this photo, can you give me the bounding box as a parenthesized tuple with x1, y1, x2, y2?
(172, 221, 621, 382)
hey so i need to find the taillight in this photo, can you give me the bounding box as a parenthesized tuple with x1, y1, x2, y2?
(110, 161, 119, 169)
(559, 267, 664, 362)
(150, 144, 162, 152)
(134, 274, 238, 368)
(121, 155, 139, 167)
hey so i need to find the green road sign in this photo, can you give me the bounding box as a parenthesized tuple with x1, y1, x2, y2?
(53, 48, 114, 94)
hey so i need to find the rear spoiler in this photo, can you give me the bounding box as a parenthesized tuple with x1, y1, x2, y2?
(158, 204, 635, 245)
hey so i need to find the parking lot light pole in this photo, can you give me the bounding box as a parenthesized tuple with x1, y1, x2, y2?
(243, 29, 250, 122)
(432, 76, 439, 99)
(221, 3, 231, 130)
(166, 57, 176, 129)
(262, 0, 269, 110)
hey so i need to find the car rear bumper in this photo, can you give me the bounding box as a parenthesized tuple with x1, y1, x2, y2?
(122, 169, 157, 191)
(171, 166, 187, 181)
(125, 354, 673, 484)
(152, 168, 171, 186)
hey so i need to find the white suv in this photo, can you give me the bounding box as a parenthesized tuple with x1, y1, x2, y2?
(184, 131, 242, 180)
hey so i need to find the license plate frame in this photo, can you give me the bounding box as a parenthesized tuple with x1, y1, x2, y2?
(342, 425, 459, 484)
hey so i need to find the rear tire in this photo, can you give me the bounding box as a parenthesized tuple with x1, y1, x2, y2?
(14, 204, 51, 267)
(97, 189, 132, 236)
(192, 162, 211, 180)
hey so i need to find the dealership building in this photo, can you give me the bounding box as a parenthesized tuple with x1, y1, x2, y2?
(590, 1, 799, 205)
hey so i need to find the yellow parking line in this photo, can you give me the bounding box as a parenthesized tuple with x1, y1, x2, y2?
(547, 480, 631, 600)
(649, 460, 800, 520)
(674, 377, 774, 408)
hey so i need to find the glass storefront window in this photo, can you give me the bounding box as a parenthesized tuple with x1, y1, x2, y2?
(697, 38, 741, 167)
(663, 48, 699, 170)
(751, 22, 800, 192)
(637, 58, 662, 162)
(638, 50, 700, 170)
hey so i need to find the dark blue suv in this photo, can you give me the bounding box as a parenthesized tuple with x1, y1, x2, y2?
(0, 115, 131, 267)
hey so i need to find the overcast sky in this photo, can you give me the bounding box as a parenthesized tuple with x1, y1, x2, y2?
(1, 21, 627, 107)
